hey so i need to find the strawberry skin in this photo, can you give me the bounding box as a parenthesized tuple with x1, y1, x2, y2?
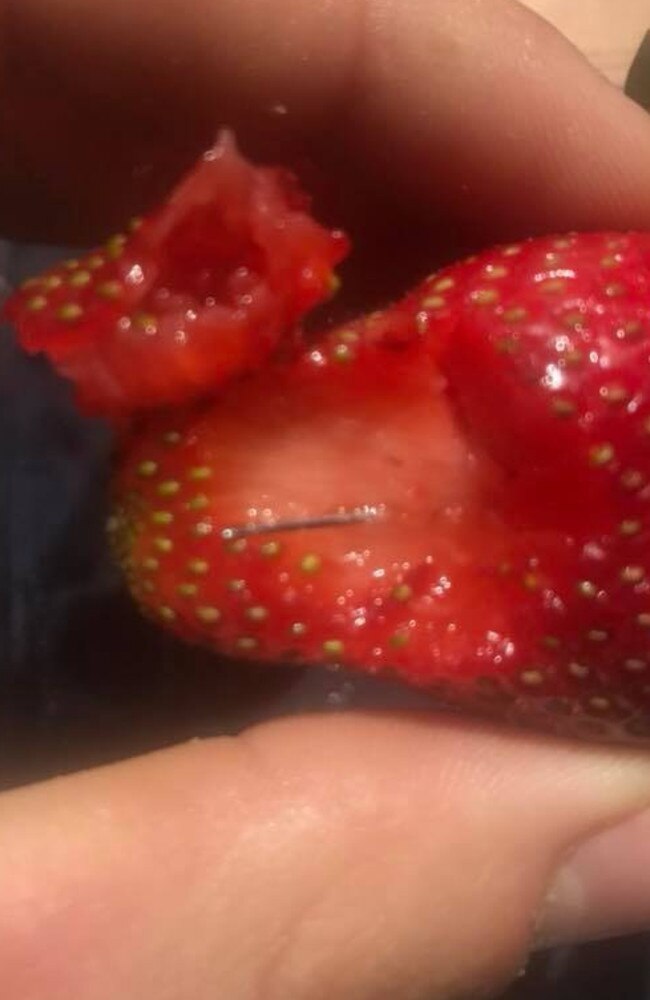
(4, 132, 347, 418)
(112, 232, 650, 742)
(9, 132, 650, 741)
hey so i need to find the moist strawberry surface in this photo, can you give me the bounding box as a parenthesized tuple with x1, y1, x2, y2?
(4, 133, 347, 417)
(8, 141, 650, 742)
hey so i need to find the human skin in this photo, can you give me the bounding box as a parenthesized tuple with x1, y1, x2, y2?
(5, 2, 650, 998)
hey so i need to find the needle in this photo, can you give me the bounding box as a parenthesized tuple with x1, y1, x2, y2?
(220, 505, 385, 540)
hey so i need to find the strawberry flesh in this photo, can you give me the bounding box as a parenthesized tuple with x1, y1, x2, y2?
(4, 132, 347, 417)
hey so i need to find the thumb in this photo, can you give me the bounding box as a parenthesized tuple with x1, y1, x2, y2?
(2, 713, 650, 1000)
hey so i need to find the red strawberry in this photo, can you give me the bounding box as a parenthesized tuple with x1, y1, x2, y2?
(110, 232, 650, 742)
(4, 132, 347, 417)
(9, 134, 650, 742)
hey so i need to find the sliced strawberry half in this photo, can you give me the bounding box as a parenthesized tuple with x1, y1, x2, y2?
(111, 233, 650, 742)
(4, 133, 348, 417)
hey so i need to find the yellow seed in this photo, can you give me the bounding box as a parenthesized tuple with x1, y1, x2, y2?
(134, 312, 158, 333)
(68, 270, 91, 288)
(63, 259, 80, 271)
(300, 553, 322, 573)
(523, 573, 540, 591)
(622, 320, 643, 339)
(433, 277, 455, 292)
(605, 283, 625, 298)
(177, 583, 198, 597)
(637, 613, 650, 627)
(620, 519, 641, 536)
(577, 580, 598, 599)
(225, 537, 246, 552)
(391, 583, 413, 602)
(520, 669, 544, 687)
(600, 384, 629, 405)
(154, 537, 173, 553)
(97, 280, 122, 300)
(228, 579, 246, 592)
(553, 239, 573, 250)
(187, 494, 209, 511)
(625, 659, 647, 672)
(495, 337, 518, 355)
(43, 275, 63, 290)
(390, 631, 410, 649)
(562, 312, 584, 330)
(589, 443, 614, 467)
(502, 245, 522, 256)
(541, 635, 561, 650)
(564, 349, 584, 366)
(163, 431, 182, 445)
(188, 466, 213, 481)
(151, 511, 173, 526)
(260, 541, 282, 558)
(26, 295, 47, 311)
(129, 216, 143, 232)
(236, 637, 258, 651)
(196, 606, 221, 623)
(569, 662, 590, 679)
(620, 565, 645, 584)
(87, 255, 104, 270)
(589, 696, 611, 712)
(56, 303, 83, 321)
(246, 605, 269, 622)
(142, 557, 159, 571)
(323, 639, 345, 656)
(586, 629, 608, 642)
(290, 622, 308, 636)
(157, 480, 180, 497)
(600, 255, 621, 268)
(470, 288, 499, 305)
(137, 460, 158, 477)
(142, 580, 155, 593)
(484, 264, 508, 279)
(106, 234, 127, 258)
(422, 295, 446, 309)
(328, 273, 341, 297)
(551, 398, 576, 418)
(336, 329, 360, 345)
(193, 521, 214, 538)
(333, 342, 355, 363)
(539, 278, 567, 294)
(159, 606, 176, 622)
(621, 469, 645, 491)
(188, 559, 209, 575)
(502, 307, 528, 323)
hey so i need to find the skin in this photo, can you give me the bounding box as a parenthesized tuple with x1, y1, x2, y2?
(4, 1, 650, 997)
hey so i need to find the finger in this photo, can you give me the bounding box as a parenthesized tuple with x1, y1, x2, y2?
(2, 713, 650, 999)
(4, 0, 650, 268)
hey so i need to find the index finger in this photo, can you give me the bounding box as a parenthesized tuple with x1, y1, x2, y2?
(4, 0, 650, 255)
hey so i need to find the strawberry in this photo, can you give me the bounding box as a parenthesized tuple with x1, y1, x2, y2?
(4, 132, 347, 417)
(109, 231, 650, 742)
(9, 135, 650, 741)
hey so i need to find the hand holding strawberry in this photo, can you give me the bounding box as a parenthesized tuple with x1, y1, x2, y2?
(7, 4, 650, 1000)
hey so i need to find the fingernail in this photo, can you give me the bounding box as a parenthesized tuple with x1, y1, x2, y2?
(537, 807, 650, 948)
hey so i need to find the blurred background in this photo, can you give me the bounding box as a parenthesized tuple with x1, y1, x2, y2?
(1, 1, 650, 998)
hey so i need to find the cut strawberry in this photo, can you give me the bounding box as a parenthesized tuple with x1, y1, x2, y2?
(11, 134, 650, 741)
(111, 232, 650, 742)
(4, 133, 347, 417)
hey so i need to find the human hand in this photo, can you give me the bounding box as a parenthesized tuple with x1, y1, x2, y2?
(4, 2, 650, 998)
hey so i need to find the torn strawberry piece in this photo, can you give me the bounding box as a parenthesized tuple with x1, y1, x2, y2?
(4, 132, 348, 417)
